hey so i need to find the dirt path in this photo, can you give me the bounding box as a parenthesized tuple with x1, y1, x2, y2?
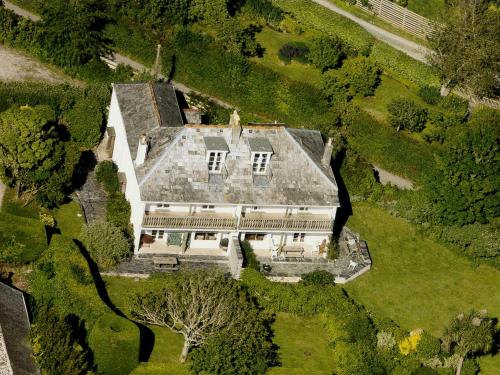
(0, 181, 5, 211)
(0, 44, 67, 82)
(373, 165, 415, 190)
(312, 0, 431, 63)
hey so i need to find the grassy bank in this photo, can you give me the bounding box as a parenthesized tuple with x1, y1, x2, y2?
(345, 203, 500, 373)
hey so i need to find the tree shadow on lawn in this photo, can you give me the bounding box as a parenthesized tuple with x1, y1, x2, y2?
(73, 239, 155, 362)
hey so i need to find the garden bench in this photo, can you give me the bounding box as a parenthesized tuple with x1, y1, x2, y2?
(153, 256, 179, 271)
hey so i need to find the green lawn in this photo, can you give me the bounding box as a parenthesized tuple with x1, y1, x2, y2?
(407, 0, 446, 19)
(253, 27, 323, 87)
(345, 203, 500, 374)
(272, 313, 333, 372)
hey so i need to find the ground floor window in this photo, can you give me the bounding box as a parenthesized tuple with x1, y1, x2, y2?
(194, 232, 217, 240)
(293, 233, 305, 242)
(245, 233, 265, 241)
(151, 230, 165, 239)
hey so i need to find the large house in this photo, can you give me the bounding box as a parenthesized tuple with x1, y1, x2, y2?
(105, 82, 340, 267)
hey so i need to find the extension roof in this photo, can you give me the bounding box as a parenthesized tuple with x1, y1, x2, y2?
(0, 283, 39, 375)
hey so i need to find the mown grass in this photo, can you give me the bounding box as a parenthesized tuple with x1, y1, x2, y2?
(344, 203, 500, 373)
(272, 313, 333, 371)
(407, 0, 446, 19)
(252, 27, 323, 87)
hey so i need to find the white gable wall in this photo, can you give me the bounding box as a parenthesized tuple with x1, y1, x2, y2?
(107, 89, 144, 251)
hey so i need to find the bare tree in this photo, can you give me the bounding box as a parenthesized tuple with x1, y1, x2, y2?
(131, 271, 241, 362)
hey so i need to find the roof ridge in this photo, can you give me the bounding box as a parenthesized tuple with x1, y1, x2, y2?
(283, 128, 338, 191)
(148, 82, 162, 128)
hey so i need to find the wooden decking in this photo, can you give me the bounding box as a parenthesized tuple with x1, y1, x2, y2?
(142, 212, 237, 230)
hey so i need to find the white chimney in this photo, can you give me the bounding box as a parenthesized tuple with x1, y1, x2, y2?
(229, 110, 241, 145)
(321, 137, 333, 167)
(135, 134, 148, 166)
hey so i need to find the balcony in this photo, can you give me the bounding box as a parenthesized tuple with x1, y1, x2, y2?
(142, 212, 237, 230)
(239, 213, 332, 232)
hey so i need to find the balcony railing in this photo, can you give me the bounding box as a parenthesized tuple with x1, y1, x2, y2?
(143, 213, 237, 230)
(239, 214, 332, 232)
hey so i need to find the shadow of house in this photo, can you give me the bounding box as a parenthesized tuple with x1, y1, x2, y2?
(0, 282, 40, 375)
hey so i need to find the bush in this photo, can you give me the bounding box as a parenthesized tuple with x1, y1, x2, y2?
(387, 98, 428, 132)
(418, 86, 441, 105)
(95, 160, 120, 193)
(308, 35, 345, 71)
(80, 220, 131, 269)
(439, 95, 468, 116)
(106, 192, 131, 230)
(278, 42, 309, 64)
(89, 313, 140, 375)
(31, 308, 95, 375)
(63, 96, 103, 149)
(240, 240, 260, 271)
(301, 270, 336, 286)
(322, 57, 380, 102)
(417, 332, 441, 359)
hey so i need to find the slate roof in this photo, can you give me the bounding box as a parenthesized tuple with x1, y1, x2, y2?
(113, 82, 339, 206)
(113, 82, 183, 160)
(0, 283, 39, 375)
(135, 126, 339, 206)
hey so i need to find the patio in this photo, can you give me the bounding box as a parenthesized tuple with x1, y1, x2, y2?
(139, 241, 228, 257)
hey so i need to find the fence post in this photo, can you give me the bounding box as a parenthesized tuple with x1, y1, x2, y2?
(402, 8, 407, 30)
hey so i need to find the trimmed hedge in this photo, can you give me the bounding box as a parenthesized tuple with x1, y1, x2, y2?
(89, 313, 140, 375)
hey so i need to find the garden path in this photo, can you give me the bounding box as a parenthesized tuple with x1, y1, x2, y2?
(0, 181, 5, 211)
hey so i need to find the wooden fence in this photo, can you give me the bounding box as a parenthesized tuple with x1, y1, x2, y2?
(355, 0, 433, 38)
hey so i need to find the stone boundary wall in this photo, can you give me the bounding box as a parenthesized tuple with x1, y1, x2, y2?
(228, 237, 244, 279)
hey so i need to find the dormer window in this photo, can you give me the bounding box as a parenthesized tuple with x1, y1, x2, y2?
(248, 137, 273, 175)
(204, 137, 229, 174)
(252, 153, 270, 173)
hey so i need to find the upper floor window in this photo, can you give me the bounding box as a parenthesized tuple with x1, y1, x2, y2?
(252, 152, 271, 174)
(298, 207, 308, 212)
(204, 137, 228, 173)
(157, 203, 170, 209)
(201, 204, 215, 210)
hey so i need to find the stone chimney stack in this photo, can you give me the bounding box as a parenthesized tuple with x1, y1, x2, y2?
(135, 134, 149, 166)
(229, 110, 241, 145)
(321, 137, 333, 167)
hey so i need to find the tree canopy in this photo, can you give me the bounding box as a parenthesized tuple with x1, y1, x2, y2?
(428, 0, 500, 97)
(0, 105, 63, 199)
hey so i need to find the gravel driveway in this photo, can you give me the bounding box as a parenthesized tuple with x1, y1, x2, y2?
(0, 44, 65, 82)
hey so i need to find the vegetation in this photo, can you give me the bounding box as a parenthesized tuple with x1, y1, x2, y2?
(278, 42, 309, 64)
(95, 160, 120, 193)
(89, 313, 140, 375)
(132, 270, 275, 369)
(387, 97, 428, 132)
(31, 307, 95, 375)
(80, 220, 131, 270)
(428, 0, 500, 97)
(308, 35, 345, 71)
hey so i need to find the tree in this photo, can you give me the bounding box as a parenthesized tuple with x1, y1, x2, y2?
(132, 271, 274, 364)
(63, 96, 103, 149)
(31, 308, 95, 375)
(387, 98, 428, 132)
(308, 35, 345, 71)
(38, 0, 110, 67)
(95, 160, 120, 193)
(426, 109, 500, 225)
(0, 105, 63, 199)
(442, 310, 494, 375)
(80, 220, 131, 269)
(427, 0, 500, 97)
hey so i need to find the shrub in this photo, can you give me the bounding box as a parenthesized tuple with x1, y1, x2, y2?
(69, 263, 93, 285)
(63, 96, 103, 149)
(322, 57, 380, 102)
(89, 313, 140, 375)
(387, 98, 428, 132)
(308, 35, 345, 71)
(377, 331, 396, 352)
(246, 0, 284, 26)
(80, 220, 131, 270)
(31, 308, 95, 375)
(0, 235, 25, 263)
(398, 330, 422, 355)
(439, 95, 468, 116)
(95, 160, 120, 193)
(301, 270, 336, 286)
(278, 42, 309, 64)
(106, 192, 131, 230)
(240, 240, 260, 271)
(418, 86, 441, 105)
(344, 313, 377, 344)
(417, 332, 441, 359)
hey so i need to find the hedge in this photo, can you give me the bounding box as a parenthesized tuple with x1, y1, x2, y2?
(89, 313, 141, 375)
(267, 368, 331, 375)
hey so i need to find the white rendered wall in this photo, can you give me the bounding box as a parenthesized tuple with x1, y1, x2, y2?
(107, 89, 144, 252)
(189, 232, 222, 249)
